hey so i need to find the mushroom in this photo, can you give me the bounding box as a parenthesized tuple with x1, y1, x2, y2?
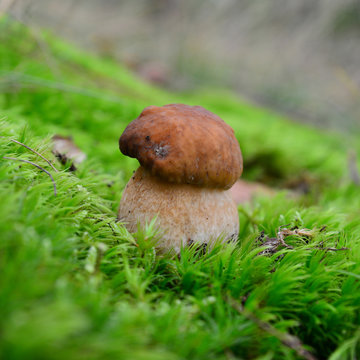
(118, 104, 243, 253)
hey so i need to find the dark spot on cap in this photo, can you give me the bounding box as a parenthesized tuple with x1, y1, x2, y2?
(145, 135, 150, 141)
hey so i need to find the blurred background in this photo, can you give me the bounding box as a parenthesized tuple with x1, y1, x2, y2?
(4, 0, 360, 132)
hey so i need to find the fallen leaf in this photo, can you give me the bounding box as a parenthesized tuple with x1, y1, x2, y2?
(52, 135, 86, 170)
(230, 179, 275, 204)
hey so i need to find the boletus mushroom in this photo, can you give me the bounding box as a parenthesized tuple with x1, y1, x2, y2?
(118, 104, 243, 253)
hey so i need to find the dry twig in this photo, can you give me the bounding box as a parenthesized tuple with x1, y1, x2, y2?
(314, 246, 349, 252)
(257, 227, 349, 256)
(9, 138, 58, 172)
(228, 297, 318, 360)
(3, 156, 57, 196)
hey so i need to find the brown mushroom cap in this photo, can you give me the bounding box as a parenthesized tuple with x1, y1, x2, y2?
(120, 104, 243, 189)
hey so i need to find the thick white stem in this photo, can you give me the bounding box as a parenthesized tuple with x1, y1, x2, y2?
(118, 166, 239, 253)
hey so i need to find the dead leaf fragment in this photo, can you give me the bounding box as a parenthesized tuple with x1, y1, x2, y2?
(230, 179, 275, 204)
(52, 135, 86, 170)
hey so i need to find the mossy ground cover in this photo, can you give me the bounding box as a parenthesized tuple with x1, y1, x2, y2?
(1, 18, 360, 360)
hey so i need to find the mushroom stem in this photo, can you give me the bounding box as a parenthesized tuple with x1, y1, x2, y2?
(118, 166, 239, 253)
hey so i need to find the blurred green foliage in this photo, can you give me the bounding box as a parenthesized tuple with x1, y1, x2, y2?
(332, 1, 360, 34)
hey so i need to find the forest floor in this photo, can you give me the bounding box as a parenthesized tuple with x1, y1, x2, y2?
(1, 18, 360, 360)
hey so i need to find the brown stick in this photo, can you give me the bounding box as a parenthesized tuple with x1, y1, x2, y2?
(228, 297, 318, 360)
(314, 247, 349, 252)
(9, 139, 58, 172)
(4, 157, 57, 196)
